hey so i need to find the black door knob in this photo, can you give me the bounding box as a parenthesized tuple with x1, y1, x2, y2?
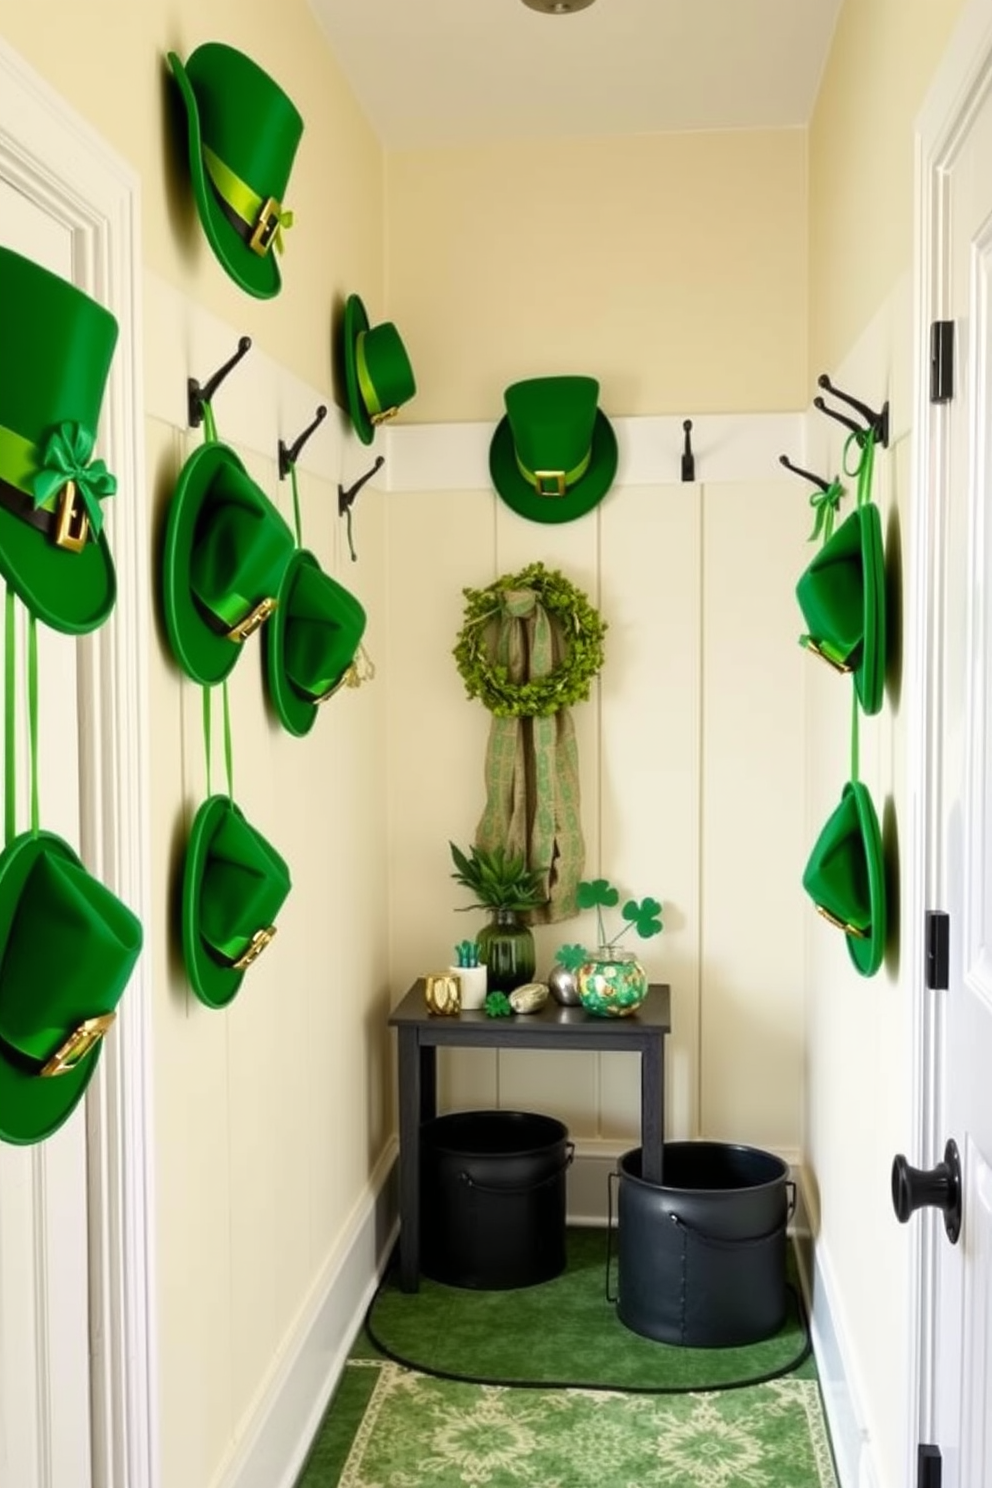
(891, 1138, 961, 1244)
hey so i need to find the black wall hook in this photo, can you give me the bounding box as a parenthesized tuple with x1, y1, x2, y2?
(188, 336, 252, 428)
(815, 373, 890, 448)
(338, 455, 385, 517)
(681, 420, 695, 482)
(279, 405, 328, 479)
(779, 454, 832, 493)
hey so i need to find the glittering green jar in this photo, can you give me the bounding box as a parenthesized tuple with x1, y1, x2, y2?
(577, 948, 647, 1017)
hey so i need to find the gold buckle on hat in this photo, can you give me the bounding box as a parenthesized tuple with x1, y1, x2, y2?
(249, 197, 282, 256)
(370, 405, 399, 427)
(801, 636, 853, 675)
(227, 597, 277, 643)
(534, 470, 567, 498)
(815, 903, 869, 940)
(316, 644, 377, 704)
(40, 1012, 116, 1078)
(232, 925, 277, 971)
(54, 480, 90, 553)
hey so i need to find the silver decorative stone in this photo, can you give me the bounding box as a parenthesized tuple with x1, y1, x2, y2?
(509, 981, 550, 1014)
(547, 964, 581, 1006)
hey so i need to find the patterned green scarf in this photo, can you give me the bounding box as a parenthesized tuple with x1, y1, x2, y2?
(474, 585, 584, 923)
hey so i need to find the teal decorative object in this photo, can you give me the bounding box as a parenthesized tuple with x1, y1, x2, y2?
(454, 939, 480, 968)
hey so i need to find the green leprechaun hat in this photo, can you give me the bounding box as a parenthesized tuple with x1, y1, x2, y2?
(0, 830, 143, 1146)
(796, 502, 886, 717)
(489, 375, 618, 524)
(803, 780, 886, 978)
(182, 795, 291, 1009)
(168, 42, 303, 300)
(0, 247, 119, 635)
(342, 293, 417, 446)
(162, 442, 296, 687)
(264, 549, 367, 737)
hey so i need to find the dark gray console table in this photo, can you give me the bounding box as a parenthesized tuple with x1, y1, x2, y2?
(388, 980, 672, 1291)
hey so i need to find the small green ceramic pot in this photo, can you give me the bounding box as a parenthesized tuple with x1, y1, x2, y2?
(577, 948, 647, 1018)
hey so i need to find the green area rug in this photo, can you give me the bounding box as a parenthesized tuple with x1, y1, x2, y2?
(361, 1228, 811, 1393)
(298, 1360, 839, 1487)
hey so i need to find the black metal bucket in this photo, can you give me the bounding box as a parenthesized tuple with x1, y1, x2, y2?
(420, 1110, 573, 1290)
(612, 1142, 792, 1347)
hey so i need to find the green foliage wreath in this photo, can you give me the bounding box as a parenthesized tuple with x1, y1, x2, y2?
(453, 561, 607, 718)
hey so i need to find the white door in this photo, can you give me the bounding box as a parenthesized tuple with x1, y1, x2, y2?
(0, 181, 93, 1487)
(917, 35, 992, 1486)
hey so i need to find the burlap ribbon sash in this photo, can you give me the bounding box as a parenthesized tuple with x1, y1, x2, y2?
(474, 586, 584, 924)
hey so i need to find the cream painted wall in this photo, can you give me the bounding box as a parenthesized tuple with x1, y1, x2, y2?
(0, 0, 383, 396)
(805, 3, 965, 1485)
(383, 458, 809, 1158)
(0, 2, 389, 1485)
(143, 299, 391, 1488)
(809, 0, 966, 381)
(386, 130, 808, 422)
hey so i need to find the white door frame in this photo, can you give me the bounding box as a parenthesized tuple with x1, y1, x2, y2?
(0, 38, 157, 1488)
(909, 0, 992, 1466)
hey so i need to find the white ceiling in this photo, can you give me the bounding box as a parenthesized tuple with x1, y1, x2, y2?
(310, 0, 843, 150)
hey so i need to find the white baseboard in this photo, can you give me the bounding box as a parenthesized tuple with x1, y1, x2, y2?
(793, 1204, 880, 1488)
(211, 1142, 399, 1488)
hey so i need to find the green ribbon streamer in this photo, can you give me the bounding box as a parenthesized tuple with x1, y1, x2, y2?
(843, 428, 877, 508)
(203, 685, 212, 800)
(222, 681, 234, 802)
(807, 478, 845, 544)
(4, 586, 40, 845)
(27, 613, 38, 838)
(202, 401, 219, 447)
(5, 586, 14, 849)
(289, 461, 303, 548)
(202, 146, 294, 255)
(202, 682, 235, 803)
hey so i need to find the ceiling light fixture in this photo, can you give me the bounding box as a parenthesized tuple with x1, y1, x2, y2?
(520, 0, 597, 14)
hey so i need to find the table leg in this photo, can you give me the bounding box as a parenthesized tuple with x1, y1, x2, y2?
(419, 1044, 437, 1125)
(640, 1034, 664, 1184)
(397, 1028, 422, 1292)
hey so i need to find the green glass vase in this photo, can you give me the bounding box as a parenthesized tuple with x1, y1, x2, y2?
(477, 908, 536, 994)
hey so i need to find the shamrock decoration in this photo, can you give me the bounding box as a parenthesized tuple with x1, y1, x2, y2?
(484, 991, 513, 1018)
(574, 878, 664, 954)
(554, 943, 588, 973)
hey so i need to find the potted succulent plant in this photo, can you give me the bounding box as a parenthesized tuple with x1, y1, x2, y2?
(556, 878, 664, 1017)
(449, 841, 548, 993)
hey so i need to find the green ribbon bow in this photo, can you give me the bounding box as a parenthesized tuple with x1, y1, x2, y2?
(31, 421, 116, 537)
(807, 478, 845, 543)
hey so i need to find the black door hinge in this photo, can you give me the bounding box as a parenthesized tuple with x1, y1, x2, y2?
(918, 1443, 942, 1488)
(930, 321, 954, 403)
(925, 911, 949, 991)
